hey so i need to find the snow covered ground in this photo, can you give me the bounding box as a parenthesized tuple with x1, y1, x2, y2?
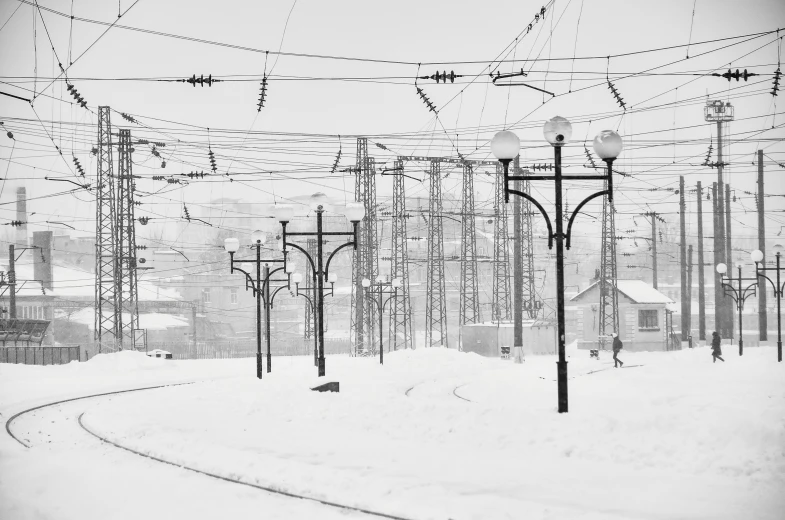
(1, 345, 783, 519)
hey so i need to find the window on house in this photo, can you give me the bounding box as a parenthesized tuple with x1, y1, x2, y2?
(638, 309, 659, 330)
(202, 288, 211, 304)
(230, 288, 238, 304)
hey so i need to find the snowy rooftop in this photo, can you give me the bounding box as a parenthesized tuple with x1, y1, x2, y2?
(571, 279, 674, 304)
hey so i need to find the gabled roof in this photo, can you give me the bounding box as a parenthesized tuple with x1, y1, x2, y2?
(570, 279, 674, 304)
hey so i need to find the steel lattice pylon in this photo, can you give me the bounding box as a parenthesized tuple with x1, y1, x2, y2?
(350, 138, 379, 355)
(598, 179, 619, 349)
(364, 156, 380, 353)
(390, 159, 413, 350)
(95, 106, 118, 352)
(425, 160, 448, 348)
(304, 238, 317, 339)
(492, 163, 512, 322)
(515, 156, 538, 319)
(459, 163, 481, 336)
(116, 128, 139, 348)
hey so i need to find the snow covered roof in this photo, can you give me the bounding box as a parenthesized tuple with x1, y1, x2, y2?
(570, 279, 674, 304)
(62, 308, 189, 331)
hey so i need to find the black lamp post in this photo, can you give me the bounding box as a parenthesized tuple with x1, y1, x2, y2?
(224, 231, 290, 378)
(716, 261, 758, 356)
(277, 193, 365, 377)
(752, 247, 784, 362)
(492, 119, 623, 414)
(361, 276, 401, 365)
(290, 271, 337, 366)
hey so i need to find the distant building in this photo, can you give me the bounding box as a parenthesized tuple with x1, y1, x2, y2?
(570, 280, 677, 352)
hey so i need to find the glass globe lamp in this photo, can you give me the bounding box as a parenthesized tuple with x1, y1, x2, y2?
(250, 230, 266, 246)
(593, 130, 623, 160)
(750, 250, 764, 263)
(345, 202, 365, 223)
(274, 204, 294, 223)
(361, 278, 371, 288)
(224, 238, 240, 253)
(543, 116, 572, 145)
(491, 130, 520, 161)
(716, 263, 727, 275)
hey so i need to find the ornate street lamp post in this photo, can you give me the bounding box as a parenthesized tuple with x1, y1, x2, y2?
(361, 277, 401, 365)
(752, 246, 784, 362)
(716, 261, 758, 356)
(492, 119, 622, 413)
(290, 271, 338, 365)
(277, 194, 365, 377)
(224, 231, 290, 378)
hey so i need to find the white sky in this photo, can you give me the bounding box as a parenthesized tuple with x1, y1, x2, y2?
(0, 0, 784, 260)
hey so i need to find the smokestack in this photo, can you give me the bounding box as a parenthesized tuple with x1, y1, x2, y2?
(33, 231, 53, 291)
(16, 187, 27, 246)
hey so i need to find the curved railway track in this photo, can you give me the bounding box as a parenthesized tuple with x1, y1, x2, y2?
(5, 382, 414, 520)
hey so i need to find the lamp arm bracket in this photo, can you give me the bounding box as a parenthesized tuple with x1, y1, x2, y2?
(284, 242, 317, 274)
(507, 188, 554, 249)
(270, 284, 288, 306)
(324, 241, 355, 276)
(231, 265, 258, 293)
(566, 190, 608, 250)
(755, 271, 776, 291)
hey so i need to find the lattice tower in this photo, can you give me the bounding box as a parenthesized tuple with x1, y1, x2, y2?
(350, 140, 367, 354)
(598, 178, 619, 349)
(304, 238, 317, 339)
(492, 163, 512, 322)
(389, 159, 413, 350)
(116, 128, 139, 347)
(363, 156, 380, 353)
(425, 160, 448, 348)
(459, 163, 481, 332)
(94, 106, 118, 352)
(515, 156, 538, 319)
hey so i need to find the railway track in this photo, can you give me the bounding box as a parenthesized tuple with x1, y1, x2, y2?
(5, 382, 415, 520)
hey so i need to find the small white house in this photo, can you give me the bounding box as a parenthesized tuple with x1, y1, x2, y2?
(570, 280, 676, 352)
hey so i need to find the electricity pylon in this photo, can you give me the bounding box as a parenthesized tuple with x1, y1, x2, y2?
(492, 163, 512, 322)
(459, 162, 481, 335)
(116, 128, 139, 347)
(426, 159, 448, 347)
(390, 158, 413, 350)
(598, 178, 619, 350)
(95, 106, 118, 352)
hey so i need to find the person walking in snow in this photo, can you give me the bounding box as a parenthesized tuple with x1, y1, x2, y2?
(711, 331, 725, 363)
(612, 333, 624, 368)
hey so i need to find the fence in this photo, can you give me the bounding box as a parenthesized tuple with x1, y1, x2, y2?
(144, 338, 352, 361)
(0, 346, 82, 365)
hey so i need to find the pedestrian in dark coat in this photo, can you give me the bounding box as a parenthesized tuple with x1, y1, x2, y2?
(612, 333, 624, 368)
(711, 331, 725, 363)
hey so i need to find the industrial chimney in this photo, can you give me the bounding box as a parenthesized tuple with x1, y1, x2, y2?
(33, 231, 53, 291)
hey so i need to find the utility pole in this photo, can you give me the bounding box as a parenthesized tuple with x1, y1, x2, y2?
(116, 128, 139, 349)
(757, 150, 767, 340)
(687, 244, 693, 342)
(8, 245, 16, 318)
(680, 176, 688, 341)
(697, 181, 706, 341)
(725, 182, 734, 339)
(643, 212, 661, 289)
(712, 182, 726, 338)
(705, 100, 733, 339)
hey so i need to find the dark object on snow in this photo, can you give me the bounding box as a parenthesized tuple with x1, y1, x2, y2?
(311, 382, 339, 393)
(612, 334, 624, 368)
(711, 331, 725, 362)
